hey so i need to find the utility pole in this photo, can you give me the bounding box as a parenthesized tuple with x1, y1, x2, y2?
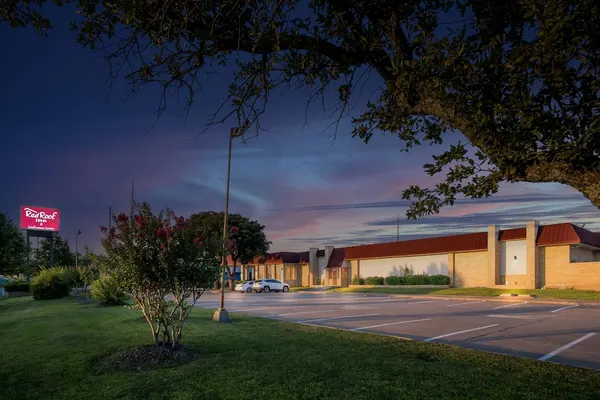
(75, 230, 82, 267)
(213, 125, 244, 323)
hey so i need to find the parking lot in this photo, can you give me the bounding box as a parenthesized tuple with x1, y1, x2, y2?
(195, 292, 600, 370)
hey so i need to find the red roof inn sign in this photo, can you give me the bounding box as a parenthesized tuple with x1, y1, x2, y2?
(20, 206, 61, 232)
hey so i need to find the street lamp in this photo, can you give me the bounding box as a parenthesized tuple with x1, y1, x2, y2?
(213, 125, 244, 323)
(75, 229, 82, 267)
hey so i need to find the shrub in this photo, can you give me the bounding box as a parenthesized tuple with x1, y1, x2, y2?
(91, 275, 128, 306)
(404, 274, 430, 285)
(4, 282, 30, 292)
(351, 275, 364, 285)
(385, 276, 405, 285)
(55, 266, 82, 287)
(31, 268, 71, 300)
(429, 274, 450, 285)
(364, 276, 385, 285)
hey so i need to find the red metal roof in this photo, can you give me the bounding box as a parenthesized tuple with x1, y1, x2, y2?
(538, 223, 600, 247)
(498, 227, 526, 241)
(344, 231, 488, 260)
(326, 248, 346, 268)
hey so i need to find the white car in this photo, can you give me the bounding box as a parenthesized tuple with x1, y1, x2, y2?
(252, 279, 290, 293)
(235, 280, 255, 293)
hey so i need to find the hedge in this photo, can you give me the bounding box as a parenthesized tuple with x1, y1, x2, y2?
(4, 282, 30, 293)
(364, 276, 385, 285)
(358, 274, 450, 286)
(351, 275, 364, 285)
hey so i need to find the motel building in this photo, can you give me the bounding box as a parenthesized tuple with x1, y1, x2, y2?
(229, 221, 600, 290)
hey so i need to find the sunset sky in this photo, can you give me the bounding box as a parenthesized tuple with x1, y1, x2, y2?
(2, 8, 599, 253)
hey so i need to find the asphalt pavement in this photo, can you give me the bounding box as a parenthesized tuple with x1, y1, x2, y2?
(194, 291, 600, 370)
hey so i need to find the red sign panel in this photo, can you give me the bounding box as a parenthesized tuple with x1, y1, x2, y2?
(20, 206, 61, 231)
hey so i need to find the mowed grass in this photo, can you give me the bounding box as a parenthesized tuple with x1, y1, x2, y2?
(328, 286, 600, 300)
(2, 298, 600, 400)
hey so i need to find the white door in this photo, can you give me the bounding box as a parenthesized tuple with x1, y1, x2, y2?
(273, 280, 283, 290)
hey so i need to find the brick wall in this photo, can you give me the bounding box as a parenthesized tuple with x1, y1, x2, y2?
(453, 251, 488, 287)
(543, 245, 600, 290)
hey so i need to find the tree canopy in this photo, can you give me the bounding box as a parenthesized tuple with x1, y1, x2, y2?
(189, 211, 271, 287)
(3, 0, 600, 217)
(0, 213, 27, 276)
(34, 233, 75, 268)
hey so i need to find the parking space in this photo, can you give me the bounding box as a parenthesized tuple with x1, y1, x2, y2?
(194, 292, 600, 370)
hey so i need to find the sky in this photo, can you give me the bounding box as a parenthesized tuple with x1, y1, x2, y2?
(1, 6, 599, 254)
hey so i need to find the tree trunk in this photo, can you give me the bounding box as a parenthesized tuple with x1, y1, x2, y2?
(228, 260, 237, 291)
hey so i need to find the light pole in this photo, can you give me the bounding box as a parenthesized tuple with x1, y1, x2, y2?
(75, 229, 82, 267)
(213, 126, 244, 323)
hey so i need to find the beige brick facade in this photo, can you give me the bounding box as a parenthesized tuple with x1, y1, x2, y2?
(541, 245, 600, 290)
(453, 251, 488, 287)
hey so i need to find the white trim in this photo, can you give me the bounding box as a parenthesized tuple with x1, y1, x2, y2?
(424, 324, 498, 342)
(538, 333, 597, 361)
(350, 318, 431, 331)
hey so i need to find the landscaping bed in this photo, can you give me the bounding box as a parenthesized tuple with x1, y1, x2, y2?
(2, 297, 600, 399)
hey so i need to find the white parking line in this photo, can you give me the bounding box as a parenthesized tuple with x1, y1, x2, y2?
(491, 302, 527, 310)
(275, 310, 337, 316)
(424, 324, 499, 342)
(550, 305, 579, 313)
(298, 313, 379, 323)
(487, 314, 533, 320)
(447, 300, 486, 307)
(350, 318, 431, 331)
(538, 333, 597, 361)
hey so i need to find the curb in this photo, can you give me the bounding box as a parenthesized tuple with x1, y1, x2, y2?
(389, 294, 600, 306)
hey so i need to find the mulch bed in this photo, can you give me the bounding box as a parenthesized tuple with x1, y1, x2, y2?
(96, 344, 200, 373)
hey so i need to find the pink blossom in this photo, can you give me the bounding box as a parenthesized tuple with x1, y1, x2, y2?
(100, 226, 108, 233)
(164, 227, 173, 237)
(135, 215, 144, 228)
(193, 237, 203, 248)
(230, 226, 239, 234)
(156, 228, 165, 238)
(117, 213, 128, 222)
(177, 216, 185, 224)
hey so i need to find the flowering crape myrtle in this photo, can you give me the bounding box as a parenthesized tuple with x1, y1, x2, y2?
(99, 202, 220, 347)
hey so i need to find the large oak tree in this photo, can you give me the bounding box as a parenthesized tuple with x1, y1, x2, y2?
(3, 0, 600, 217)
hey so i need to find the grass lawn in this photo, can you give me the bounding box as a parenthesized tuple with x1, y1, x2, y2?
(328, 286, 600, 300)
(2, 297, 600, 400)
(289, 286, 314, 291)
